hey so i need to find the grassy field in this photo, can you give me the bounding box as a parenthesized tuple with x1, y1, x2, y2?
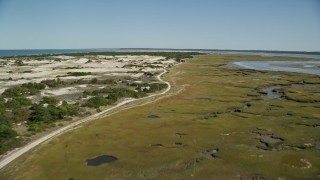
(1, 54, 320, 179)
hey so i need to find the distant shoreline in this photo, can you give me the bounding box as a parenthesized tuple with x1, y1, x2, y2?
(0, 48, 320, 59)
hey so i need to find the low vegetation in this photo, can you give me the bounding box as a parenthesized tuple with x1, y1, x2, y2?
(83, 88, 147, 108)
(2, 54, 319, 179)
(28, 101, 79, 132)
(57, 72, 93, 77)
(2, 82, 46, 97)
(41, 78, 65, 88)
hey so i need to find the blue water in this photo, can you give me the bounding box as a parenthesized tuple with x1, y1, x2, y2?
(208, 51, 320, 59)
(0, 49, 117, 57)
(234, 61, 320, 76)
(1, 49, 320, 59)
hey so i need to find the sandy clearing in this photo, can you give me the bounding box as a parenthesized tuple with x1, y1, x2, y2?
(74, 58, 88, 64)
(42, 87, 78, 96)
(52, 56, 75, 60)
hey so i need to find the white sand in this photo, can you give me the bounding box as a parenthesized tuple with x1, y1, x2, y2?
(0, 55, 177, 97)
(42, 87, 78, 96)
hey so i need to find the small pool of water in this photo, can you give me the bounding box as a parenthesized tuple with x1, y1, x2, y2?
(261, 86, 283, 100)
(271, 75, 282, 79)
(148, 115, 160, 118)
(260, 135, 284, 144)
(86, 155, 118, 166)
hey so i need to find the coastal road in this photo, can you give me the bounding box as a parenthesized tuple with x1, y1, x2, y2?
(0, 70, 171, 170)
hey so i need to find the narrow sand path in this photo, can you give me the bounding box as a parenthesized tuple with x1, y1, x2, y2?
(0, 70, 170, 170)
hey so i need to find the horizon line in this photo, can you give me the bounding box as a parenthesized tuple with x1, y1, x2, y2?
(0, 48, 319, 53)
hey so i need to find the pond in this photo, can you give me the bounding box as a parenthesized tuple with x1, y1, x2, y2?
(148, 115, 160, 118)
(86, 155, 118, 166)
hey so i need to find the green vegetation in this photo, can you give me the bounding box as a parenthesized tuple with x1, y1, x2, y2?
(14, 59, 25, 66)
(0, 97, 23, 154)
(83, 96, 110, 108)
(83, 88, 146, 108)
(0, 79, 167, 155)
(40, 96, 59, 105)
(65, 66, 80, 69)
(41, 78, 65, 88)
(89, 78, 117, 85)
(57, 72, 93, 77)
(41, 78, 117, 88)
(0, 120, 19, 154)
(5, 97, 32, 109)
(106, 87, 144, 99)
(2, 82, 46, 97)
(281, 86, 320, 103)
(2, 54, 319, 179)
(28, 101, 79, 132)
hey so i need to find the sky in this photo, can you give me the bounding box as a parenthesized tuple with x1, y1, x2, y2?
(0, 0, 319, 51)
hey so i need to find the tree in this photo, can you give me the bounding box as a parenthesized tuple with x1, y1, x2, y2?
(0, 117, 18, 154)
(29, 104, 51, 123)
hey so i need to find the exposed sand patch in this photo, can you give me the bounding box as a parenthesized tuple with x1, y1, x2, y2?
(52, 55, 75, 60)
(0, 55, 177, 98)
(74, 58, 88, 64)
(42, 87, 78, 96)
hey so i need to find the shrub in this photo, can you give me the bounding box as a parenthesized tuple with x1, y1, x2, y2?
(41, 78, 64, 88)
(66, 72, 92, 76)
(83, 96, 110, 108)
(41, 96, 59, 105)
(5, 97, 32, 109)
(2, 83, 45, 97)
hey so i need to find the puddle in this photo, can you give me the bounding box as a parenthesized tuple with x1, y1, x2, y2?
(148, 115, 159, 118)
(260, 135, 284, 144)
(86, 155, 118, 166)
(271, 75, 282, 79)
(261, 86, 283, 100)
(260, 83, 320, 101)
(243, 103, 251, 109)
(150, 143, 164, 147)
(202, 148, 219, 159)
(253, 78, 260, 80)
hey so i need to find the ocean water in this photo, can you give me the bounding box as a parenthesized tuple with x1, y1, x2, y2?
(1, 49, 320, 59)
(0, 49, 117, 57)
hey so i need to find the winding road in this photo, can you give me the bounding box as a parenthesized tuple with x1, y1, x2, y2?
(0, 70, 171, 170)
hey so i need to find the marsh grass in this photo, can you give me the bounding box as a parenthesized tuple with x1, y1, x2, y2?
(1, 54, 319, 179)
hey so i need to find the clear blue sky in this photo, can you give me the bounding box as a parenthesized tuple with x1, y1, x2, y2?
(0, 0, 319, 51)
